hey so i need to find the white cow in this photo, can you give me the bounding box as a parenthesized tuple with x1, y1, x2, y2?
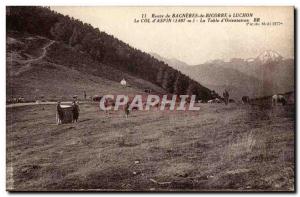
(208, 99, 214, 104)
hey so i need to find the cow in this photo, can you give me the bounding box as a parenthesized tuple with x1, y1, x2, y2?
(208, 98, 222, 103)
(144, 89, 152, 93)
(215, 98, 222, 103)
(18, 97, 25, 103)
(242, 96, 250, 104)
(272, 94, 286, 106)
(229, 99, 235, 103)
(92, 95, 102, 102)
(207, 99, 215, 103)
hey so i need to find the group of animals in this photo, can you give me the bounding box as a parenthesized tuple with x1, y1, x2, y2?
(55, 91, 289, 124)
(272, 94, 287, 106)
(207, 94, 288, 106)
(7, 97, 25, 103)
(93, 93, 289, 107)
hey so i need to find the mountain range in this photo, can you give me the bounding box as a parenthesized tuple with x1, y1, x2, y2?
(151, 50, 294, 100)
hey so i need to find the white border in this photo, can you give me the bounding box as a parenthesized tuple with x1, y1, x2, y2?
(3, 0, 299, 6)
(1, 0, 299, 196)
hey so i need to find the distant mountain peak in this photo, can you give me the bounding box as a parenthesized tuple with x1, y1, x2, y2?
(150, 52, 190, 69)
(256, 50, 283, 64)
(205, 59, 225, 64)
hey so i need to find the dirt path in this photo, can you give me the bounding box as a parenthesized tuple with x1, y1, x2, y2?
(6, 101, 91, 108)
(14, 40, 55, 76)
(6, 102, 57, 108)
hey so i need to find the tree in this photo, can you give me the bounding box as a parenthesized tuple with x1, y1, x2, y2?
(6, 6, 218, 99)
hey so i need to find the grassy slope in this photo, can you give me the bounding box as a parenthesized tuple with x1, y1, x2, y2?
(6, 32, 166, 101)
(7, 103, 294, 191)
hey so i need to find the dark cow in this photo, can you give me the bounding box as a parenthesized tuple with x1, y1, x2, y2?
(92, 95, 102, 102)
(272, 94, 286, 106)
(229, 99, 235, 103)
(144, 89, 152, 93)
(242, 96, 250, 104)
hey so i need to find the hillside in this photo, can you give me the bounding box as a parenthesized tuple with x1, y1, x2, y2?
(6, 31, 167, 101)
(6, 6, 215, 102)
(185, 64, 262, 100)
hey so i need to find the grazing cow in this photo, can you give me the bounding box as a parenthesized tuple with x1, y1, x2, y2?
(93, 95, 102, 102)
(229, 99, 235, 103)
(18, 97, 25, 103)
(208, 99, 214, 104)
(144, 89, 152, 93)
(208, 98, 221, 103)
(242, 96, 250, 104)
(215, 98, 222, 103)
(272, 94, 286, 106)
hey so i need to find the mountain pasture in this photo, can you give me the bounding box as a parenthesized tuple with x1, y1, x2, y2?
(6, 102, 294, 191)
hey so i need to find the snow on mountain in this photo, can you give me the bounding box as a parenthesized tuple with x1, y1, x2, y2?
(256, 50, 283, 64)
(151, 50, 293, 99)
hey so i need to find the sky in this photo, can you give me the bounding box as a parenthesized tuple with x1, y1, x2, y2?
(51, 6, 294, 65)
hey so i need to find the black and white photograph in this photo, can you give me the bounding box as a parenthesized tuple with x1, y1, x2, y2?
(6, 6, 295, 191)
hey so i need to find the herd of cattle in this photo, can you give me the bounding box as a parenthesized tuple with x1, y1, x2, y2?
(206, 93, 293, 106)
(7, 92, 294, 125)
(91, 92, 294, 107)
(7, 91, 294, 107)
(7, 97, 25, 103)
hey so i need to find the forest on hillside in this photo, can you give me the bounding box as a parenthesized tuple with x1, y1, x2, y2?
(7, 6, 217, 101)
